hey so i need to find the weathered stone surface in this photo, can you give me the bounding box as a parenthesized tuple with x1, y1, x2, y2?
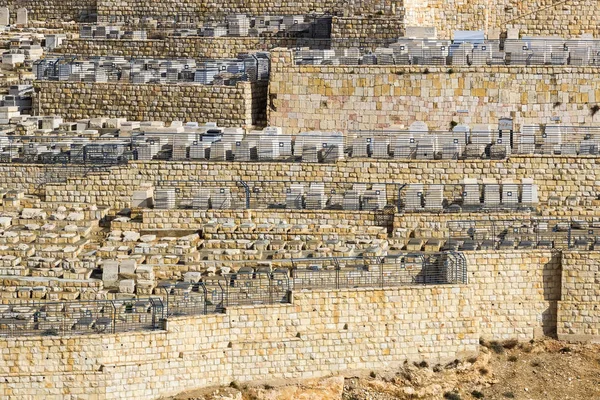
(269, 48, 600, 133)
(33, 81, 268, 128)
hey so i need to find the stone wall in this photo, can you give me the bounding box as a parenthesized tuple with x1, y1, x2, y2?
(118, 209, 386, 231)
(558, 251, 600, 342)
(58, 37, 299, 59)
(268, 49, 600, 133)
(96, 0, 400, 23)
(56, 17, 405, 59)
(0, 285, 477, 399)
(0, 164, 94, 197)
(4, 0, 599, 37)
(402, 0, 600, 39)
(466, 251, 561, 340)
(0, 0, 95, 21)
(41, 157, 600, 212)
(33, 81, 268, 128)
(330, 16, 405, 47)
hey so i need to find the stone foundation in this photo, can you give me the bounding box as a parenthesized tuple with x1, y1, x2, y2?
(0, 0, 95, 21)
(558, 251, 600, 342)
(37, 157, 600, 211)
(268, 48, 600, 133)
(403, 0, 600, 39)
(58, 36, 299, 59)
(0, 285, 477, 399)
(33, 81, 268, 128)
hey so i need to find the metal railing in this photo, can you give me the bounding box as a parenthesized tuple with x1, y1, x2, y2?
(290, 253, 467, 290)
(0, 298, 164, 337)
(159, 273, 290, 314)
(447, 218, 575, 250)
(295, 38, 600, 66)
(0, 134, 133, 167)
(0, 252, 467, 336)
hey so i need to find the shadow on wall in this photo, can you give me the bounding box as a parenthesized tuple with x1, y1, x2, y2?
(250, 81, 269, 128)
(542, 251, 562, 337)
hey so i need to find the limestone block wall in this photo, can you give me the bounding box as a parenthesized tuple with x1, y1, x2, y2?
(269, 49, 600, 133)
(57, 17, 406, 59)
(111, 209, 600, 236)
(466, 250, 561, 340)
(330, 16, 406, 47)
(122, 209, 385, 230)
(33, 81, 268, 128)
(58, 37, 299, 59)
(41, 157, 600, 212)
(558, 251, 600, 342)
(96, 0, 401, 23)
(402, 0, 600, 39)
(0, 164, 91, 196)
(0, 0, 96, 21)
(0, 286, 477, 399)
(487, 0, 600, 37)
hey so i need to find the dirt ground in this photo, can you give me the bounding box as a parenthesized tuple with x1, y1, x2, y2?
(170, 339, 600, 400)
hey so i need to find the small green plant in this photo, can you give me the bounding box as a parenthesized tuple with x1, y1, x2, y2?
(508, 355, 518, 362)
(447, 68, 455, 74)
(591, 105, 600, 117)
(471, 390, 485, 399)
(503, 392, 515, 399)
(444, 392, 462, 400)
(423, 68, 430, 74)
(229, 381, 240, 390)
(450, 120, 459, 129)
(370, 371, 377, 378)
(263, 384, 274, 390)
(433, 365, 442, 372)
(415, 360, 428, 368)
(553, 101, 562, 108)
(503, 339, 519, 349)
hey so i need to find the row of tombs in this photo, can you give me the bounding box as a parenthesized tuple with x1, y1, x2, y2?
(0, 187, 598, 308)
(130, 179, 539, 211)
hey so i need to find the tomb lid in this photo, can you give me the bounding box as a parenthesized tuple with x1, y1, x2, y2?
(453, 30, 485, 44)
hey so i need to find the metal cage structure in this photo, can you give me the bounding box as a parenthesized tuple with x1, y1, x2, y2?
(0, 298, 164, 337)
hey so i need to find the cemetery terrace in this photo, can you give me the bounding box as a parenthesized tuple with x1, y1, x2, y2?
(1, 0, 600, 399)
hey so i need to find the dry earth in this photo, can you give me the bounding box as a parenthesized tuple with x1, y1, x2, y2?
(170, 339, 600, 400)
